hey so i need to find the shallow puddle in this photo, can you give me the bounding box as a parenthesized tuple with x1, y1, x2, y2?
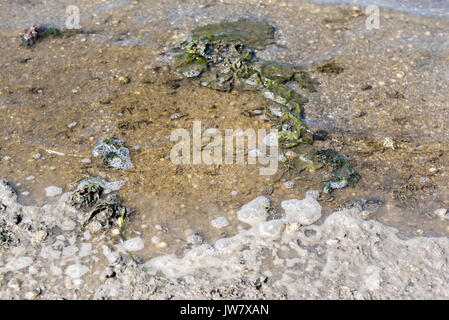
(0, 0, 448, 261)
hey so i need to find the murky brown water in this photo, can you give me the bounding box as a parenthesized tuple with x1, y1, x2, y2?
(0, 0, 448, 259)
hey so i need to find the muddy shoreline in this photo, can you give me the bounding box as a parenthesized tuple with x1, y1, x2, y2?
(0, 0, 448, 299)
(2, 178, 449, 299)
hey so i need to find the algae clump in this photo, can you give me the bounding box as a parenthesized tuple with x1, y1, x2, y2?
(86, 194, 127, 229)
(92, 136, 134, 170)
(70, 182, 103, 208)
(317, 149, 361, 194)
(175, 19, 314, 148)
(174, 19, 360, 193)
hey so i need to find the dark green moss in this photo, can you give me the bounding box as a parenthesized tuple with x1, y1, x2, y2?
(21, 26, 86, 47)
(277, 112, 312, 148)
(86, 195, 127, 229)
(261, 63, 296, 81)
(39, 27, 62, 39)
(102, 136, 124, 150)
(0, 228, 17, 248)
(294, 71, 317, 92)
(317, 149, 361, 193)
(317, 61, 344, 74)
(70, 182, 103, 208)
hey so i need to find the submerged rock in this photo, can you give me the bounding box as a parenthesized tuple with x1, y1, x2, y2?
(317, 149, 361, 194)
(211, 216, 229, 228)
(70, 182, 103, 208)
(70, 178, 129, 232)
(92, 137, 134, 170)
(121, 237, 144, 252)
(85, 194, 127, 230)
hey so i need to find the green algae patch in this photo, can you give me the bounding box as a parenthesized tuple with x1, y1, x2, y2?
(174, 20, 360, 194)
(70, 179, 129, 232)
(317, 149, 361, 193)
(277, 112, 312, 148)
(21, 26, 87, 47)
(175, 19, 310, 114)
(283, 148, 324, 174)
(294, 71, 317, 92)
(261, 63, 296, 81)
(191, 19, 275, 49)
(92, 137, 134, 170)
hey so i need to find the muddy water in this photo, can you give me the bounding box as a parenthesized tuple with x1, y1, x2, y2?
(0, 0, 448, 259)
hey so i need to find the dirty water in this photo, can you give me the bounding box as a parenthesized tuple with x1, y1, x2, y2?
(0, 0, 448, 265)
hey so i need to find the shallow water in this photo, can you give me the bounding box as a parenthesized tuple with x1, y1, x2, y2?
(308, 0, 449, 17)
(0, 0, 448, 260)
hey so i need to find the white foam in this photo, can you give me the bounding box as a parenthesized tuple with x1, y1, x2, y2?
(45, 186, 63, 197)
(236, 196, 271, 226)
(281, 191, 321, 225)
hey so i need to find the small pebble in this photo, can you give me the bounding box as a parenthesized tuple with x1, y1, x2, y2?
(118, 76, 130, 84)
(231, 190, 238, 196)
(32, 230, 48, 245)
(7, 278, 21, 290)
(67, 121, 77, 128)
(65, 264, 89, 278)
(155, 241, 167, 249)
(2, 156, 11, 161)
(72, 89, 78, 94)
(83, 231, 91, 240)
(284, 181, 295, 189)
(361, 210, 370, 220)
(80, 158, 91, 163)
(261, 186, 274, 195)
(123, 237, 144, 252)
(151, 236, 161, 244)
(25, 175, 35, 181)
(313, 130, 328, 141)
(32, 153, 41, 159)
(45, 186, 63, 197)
(434, 208, 447, 219)
(186, 233, 203, 245)
(211, 216, 229, 229)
